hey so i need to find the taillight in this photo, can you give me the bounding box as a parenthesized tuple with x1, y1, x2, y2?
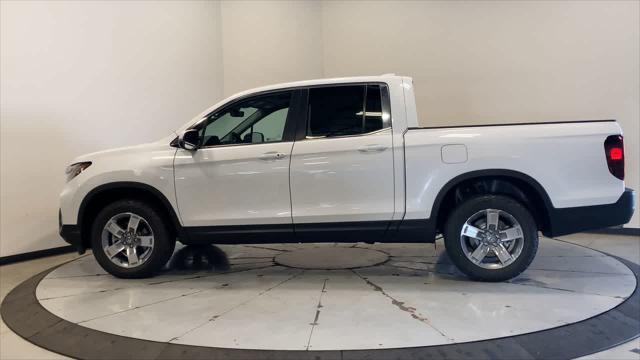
(604, 135, 624, 180)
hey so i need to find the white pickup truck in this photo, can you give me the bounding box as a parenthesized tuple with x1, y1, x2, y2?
(59, 75, 635, 281)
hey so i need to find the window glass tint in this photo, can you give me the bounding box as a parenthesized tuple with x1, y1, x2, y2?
(307, 85, 385, 137)
(364, 85, 383, 133)
(200, 91, 291, 146)
(307, 86, 364, 137)
(241, 108, 288, 143)
(203, 108, 256, 142)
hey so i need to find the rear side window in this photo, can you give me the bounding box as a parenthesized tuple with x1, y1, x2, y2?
(307, 85, 386, 137)
(364, 85, 383, 133)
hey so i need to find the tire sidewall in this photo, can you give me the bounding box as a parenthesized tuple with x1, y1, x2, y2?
(444, 195, 539, 282)
(90, 200, 173, 278)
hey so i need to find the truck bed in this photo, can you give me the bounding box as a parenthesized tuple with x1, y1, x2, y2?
(402, 119, 624, 220)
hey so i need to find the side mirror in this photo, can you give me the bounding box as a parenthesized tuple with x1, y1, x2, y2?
(179, 129, 200, 151)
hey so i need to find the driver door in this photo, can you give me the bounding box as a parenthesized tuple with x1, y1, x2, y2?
(174, 90, 302, 243)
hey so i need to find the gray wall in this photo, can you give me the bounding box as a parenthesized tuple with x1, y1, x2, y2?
(220, 0, 323, 96)
(1, 1, 224, 256)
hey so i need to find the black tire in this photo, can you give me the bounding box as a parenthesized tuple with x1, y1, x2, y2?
(90, 199, 175, 278)
(443, 195, 538, 282)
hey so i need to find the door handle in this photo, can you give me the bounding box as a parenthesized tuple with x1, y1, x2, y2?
(358, 144, 387, 153)
(260, 151, 287, 160)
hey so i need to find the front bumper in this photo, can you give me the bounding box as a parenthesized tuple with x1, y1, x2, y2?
(545, 188, 636, 237)
(59, 209, 84, 254)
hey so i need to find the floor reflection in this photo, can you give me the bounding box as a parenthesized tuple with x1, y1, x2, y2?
(29, 237, 638, 352)
(165, 244, 230, 272)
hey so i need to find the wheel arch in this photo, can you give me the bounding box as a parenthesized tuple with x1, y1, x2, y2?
(431, 169, 554, 234)
(77, 182, 183, 250)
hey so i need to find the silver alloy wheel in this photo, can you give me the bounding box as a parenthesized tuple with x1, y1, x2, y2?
(101, 212, 154, 268)
(459, 208, 524, 269)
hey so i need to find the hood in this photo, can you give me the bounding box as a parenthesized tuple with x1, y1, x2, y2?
(70, 134, 177, 164)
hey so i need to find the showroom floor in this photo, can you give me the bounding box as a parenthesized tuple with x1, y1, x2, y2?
(1, 232, 639, 359)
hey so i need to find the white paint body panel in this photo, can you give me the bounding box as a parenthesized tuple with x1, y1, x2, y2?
(403, 121, 625, 220)
(59, 75, 626, 229)
(290, 129, 395, 223)
(173, 143, 293, 226)
(59, 136, 178, 225)
(441, 144, 468, 164)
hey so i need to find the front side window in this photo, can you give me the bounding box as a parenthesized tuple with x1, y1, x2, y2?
(307, 84, 387, 138)
(200, 91, 292, 147)
(241, 107, 289, 143)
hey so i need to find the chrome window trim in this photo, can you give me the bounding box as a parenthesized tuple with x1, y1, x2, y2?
(301, 127, 391, 141)
(198, 140, 295, 150)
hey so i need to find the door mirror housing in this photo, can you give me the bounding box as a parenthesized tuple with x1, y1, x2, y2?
(179, 129, 200, 151)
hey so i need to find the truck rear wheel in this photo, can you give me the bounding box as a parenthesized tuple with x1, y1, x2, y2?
(443, 195, 538, 282)
(90, 199, 175, 278)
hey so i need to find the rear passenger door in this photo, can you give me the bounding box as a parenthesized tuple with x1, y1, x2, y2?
(289, 84, 395, 241)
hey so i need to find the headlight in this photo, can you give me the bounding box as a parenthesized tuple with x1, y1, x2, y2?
(65, 162, 92, 182)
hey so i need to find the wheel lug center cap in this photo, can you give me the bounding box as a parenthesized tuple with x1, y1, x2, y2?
(485, 231, 499, 246)
(122, 231, 136, 246)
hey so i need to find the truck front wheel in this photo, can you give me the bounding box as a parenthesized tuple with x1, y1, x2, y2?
(443, 195, 538, 282)
(90, 199, 175, 278)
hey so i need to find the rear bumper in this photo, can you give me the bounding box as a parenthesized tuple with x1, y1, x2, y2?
(59, 209, 84, 254)
(545, 188, 636, 237)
